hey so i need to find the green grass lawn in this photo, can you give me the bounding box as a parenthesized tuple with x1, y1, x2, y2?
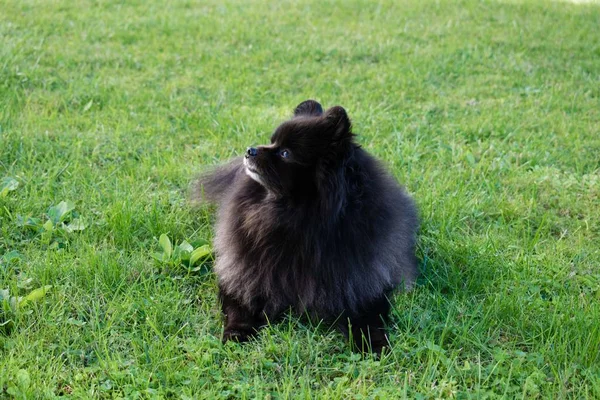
(1, 0, 599, 397)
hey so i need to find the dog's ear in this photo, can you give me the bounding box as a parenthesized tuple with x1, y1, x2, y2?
(324, 106, 352, 143)
(294, 100, 323, 117)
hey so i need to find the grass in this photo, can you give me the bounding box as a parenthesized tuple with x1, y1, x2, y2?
(1, 0, 599, 397)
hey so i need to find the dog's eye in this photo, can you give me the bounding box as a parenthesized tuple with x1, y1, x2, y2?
(279, 149, 290, 159)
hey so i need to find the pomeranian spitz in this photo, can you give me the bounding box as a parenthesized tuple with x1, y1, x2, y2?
(194, 100, 418, 353)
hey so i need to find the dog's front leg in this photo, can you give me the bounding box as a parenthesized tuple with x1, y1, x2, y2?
(338, 294, 391, 354)
(219, 288, 265, 344)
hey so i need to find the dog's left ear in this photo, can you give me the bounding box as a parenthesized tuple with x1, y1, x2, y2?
(294, 100, 323, 117)
(324, 106, 352, 143)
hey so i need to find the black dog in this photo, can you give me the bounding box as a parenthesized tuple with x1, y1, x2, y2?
(195, 100, 419, 353)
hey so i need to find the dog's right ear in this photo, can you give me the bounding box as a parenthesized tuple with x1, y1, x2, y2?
(294, 100, 323, 117)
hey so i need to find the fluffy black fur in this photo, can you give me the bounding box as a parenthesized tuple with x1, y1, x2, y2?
(194, 100, 419, 353)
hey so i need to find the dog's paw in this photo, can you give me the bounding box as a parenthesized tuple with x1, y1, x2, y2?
(222, 328, 253, 344)
(369, 336, 390, 356)
(352, 330, 390, 355)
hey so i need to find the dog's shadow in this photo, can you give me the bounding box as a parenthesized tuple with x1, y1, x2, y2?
(388, 230, 506, 352)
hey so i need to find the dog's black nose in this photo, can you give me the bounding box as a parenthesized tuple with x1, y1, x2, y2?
(246, 147, 258, 157)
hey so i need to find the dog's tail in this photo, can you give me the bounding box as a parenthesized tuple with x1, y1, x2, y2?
(190, 157, 244, 206)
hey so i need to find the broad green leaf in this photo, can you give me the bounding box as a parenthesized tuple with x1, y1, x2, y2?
(159, 234, 172, 259)
(173, 246, 189, 262)
(190, 245, 212, 266)
(1, 250, 22, 264)
(16, 369, 31, 389)
(47, 201, 75, 224)
(64, 218, 86, 233)
(151, 252, 166, 263)
(191, 239, 210, 248)
(42, 219, 54, 232)
(16, 277, 33, 290)
(178, 240, 194, 253)
(15, 216, 42, 229)
(0, 177, 19, 197)
(179, 250, 191, 262)
(19, 285, 52, 305)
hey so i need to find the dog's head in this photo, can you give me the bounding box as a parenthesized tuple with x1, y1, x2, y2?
(243, 100, 354, 197)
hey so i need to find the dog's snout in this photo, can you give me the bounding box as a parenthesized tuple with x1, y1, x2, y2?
(246, 147, 258, 158)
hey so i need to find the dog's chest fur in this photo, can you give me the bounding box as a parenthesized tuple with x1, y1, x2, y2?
(212, 181, 399, 318)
